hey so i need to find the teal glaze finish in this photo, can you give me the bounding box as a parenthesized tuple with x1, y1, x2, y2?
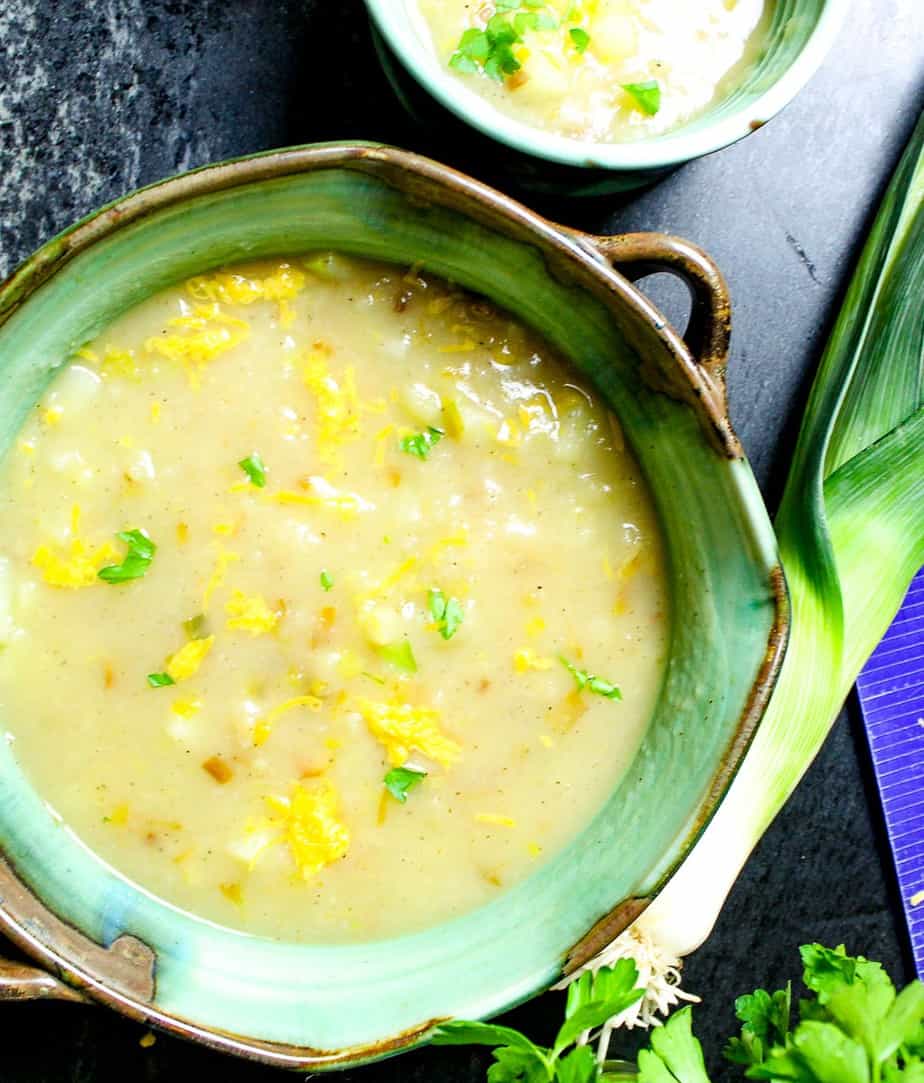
(0, 148, 785, 1064)
(365, 0, 847, 193)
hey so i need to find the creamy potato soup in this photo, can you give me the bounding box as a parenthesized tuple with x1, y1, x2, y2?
(0, 255, 667, 941)
(413, 0, 772, 142)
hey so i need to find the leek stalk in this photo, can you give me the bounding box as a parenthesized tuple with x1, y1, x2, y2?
(564, 111, 924, 1028)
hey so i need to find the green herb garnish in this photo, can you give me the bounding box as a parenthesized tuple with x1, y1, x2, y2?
(568, 27, 590, 53)
(183, 613, 207, 640)
(378, 639, 418, 674)
(622, 79, 661, 116)
(428, 589, 464, 640)
(439, 942, 924, 1082)
(449, 4, 558, 82)
(238, 452, 267, 488)
(434, 957, 643, 1080)
(384, 765, 428, 804)
(400, 426, 444, 460)
(146, 672, 176, 688)
(320, 569, 334, 592)
(559, 656, 622, 700)
(97, 529, 156, 584)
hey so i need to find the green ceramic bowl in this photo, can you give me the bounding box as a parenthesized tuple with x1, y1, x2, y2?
(365, 0, 848, 195)
(0, 144, 787, 1067)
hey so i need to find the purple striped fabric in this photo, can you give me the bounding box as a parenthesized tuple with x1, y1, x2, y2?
(856, 568, 924, 976)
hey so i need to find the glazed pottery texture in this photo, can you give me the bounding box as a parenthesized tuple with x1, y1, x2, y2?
(365, 0, 847, 194)
(0, 145, 786, 1067)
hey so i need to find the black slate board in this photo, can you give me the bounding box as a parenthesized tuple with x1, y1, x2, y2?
(0, 1, 923, 1079)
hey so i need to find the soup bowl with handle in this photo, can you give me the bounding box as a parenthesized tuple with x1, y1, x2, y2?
(0, 143, 787, 1068)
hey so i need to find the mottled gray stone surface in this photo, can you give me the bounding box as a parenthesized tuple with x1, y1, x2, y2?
(1, 0, 923, 1079)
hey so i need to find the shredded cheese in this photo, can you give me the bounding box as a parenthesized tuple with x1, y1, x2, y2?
(355, 696, 462, 768)
(225, 590, 279, 636)
(269, 477, 372, 519)
(31, 508, 116, 588)
(171, 697, 202, 718)
(269, 781, 350, 879)
(165, 636, 215, 682)
(145, 303, 250, 386)
(302, 346, 362, 465)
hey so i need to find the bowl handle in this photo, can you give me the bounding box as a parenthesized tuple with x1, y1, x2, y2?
(0, 953, 89, 1003)
(580, 231, 732, 401)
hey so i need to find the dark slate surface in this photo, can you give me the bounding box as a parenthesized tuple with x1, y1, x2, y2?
(1, 1, 923, 1079)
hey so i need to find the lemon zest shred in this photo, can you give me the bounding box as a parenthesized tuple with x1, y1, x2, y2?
(253, 695, 323, 747)
(424, 530, 469, 566)
(476, 812, 517, 828)
(101, 346, 140, 380)
(185, 263, 306, 326)
(514, 648, 555, 673)
(171, 697, 202, 718)
(439, 338, 478, 354)
(42, 406, 63, 426)
(374, 424, 395, 468)
(203, 547, 240, 606)
(225, 590, 279, 636)
(165, 636, 215, 683)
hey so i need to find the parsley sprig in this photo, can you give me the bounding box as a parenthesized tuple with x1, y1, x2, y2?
(429, 588, 465, 640)
(97, 529, 156, 584)
(438, 942, 924, 1082)
(560, 656, 622, 700)
(384, 766, 427, 803)
(622, 80, 661, 116)
(238, 451, 267, 488)
(434, 958, 643, 1081)
(400, 426, 445, 460)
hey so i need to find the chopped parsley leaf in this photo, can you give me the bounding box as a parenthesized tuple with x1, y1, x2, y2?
(400, 426, 445, 460)
(238, 452, 267, 488)
(320, 569, 334, 591)
(569, 27, 590, 52)
(559, 656, 622, 700)
(98, 529, 156, 584)
(183, 613, 207, 640)
(147, 672, 175, 688)
(622, 79, 661, 116)
(384, 765, 428, 804)
(378, 638, 418, 674)
(449, 4, 557, 82)
(428, 588, 465, 640)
